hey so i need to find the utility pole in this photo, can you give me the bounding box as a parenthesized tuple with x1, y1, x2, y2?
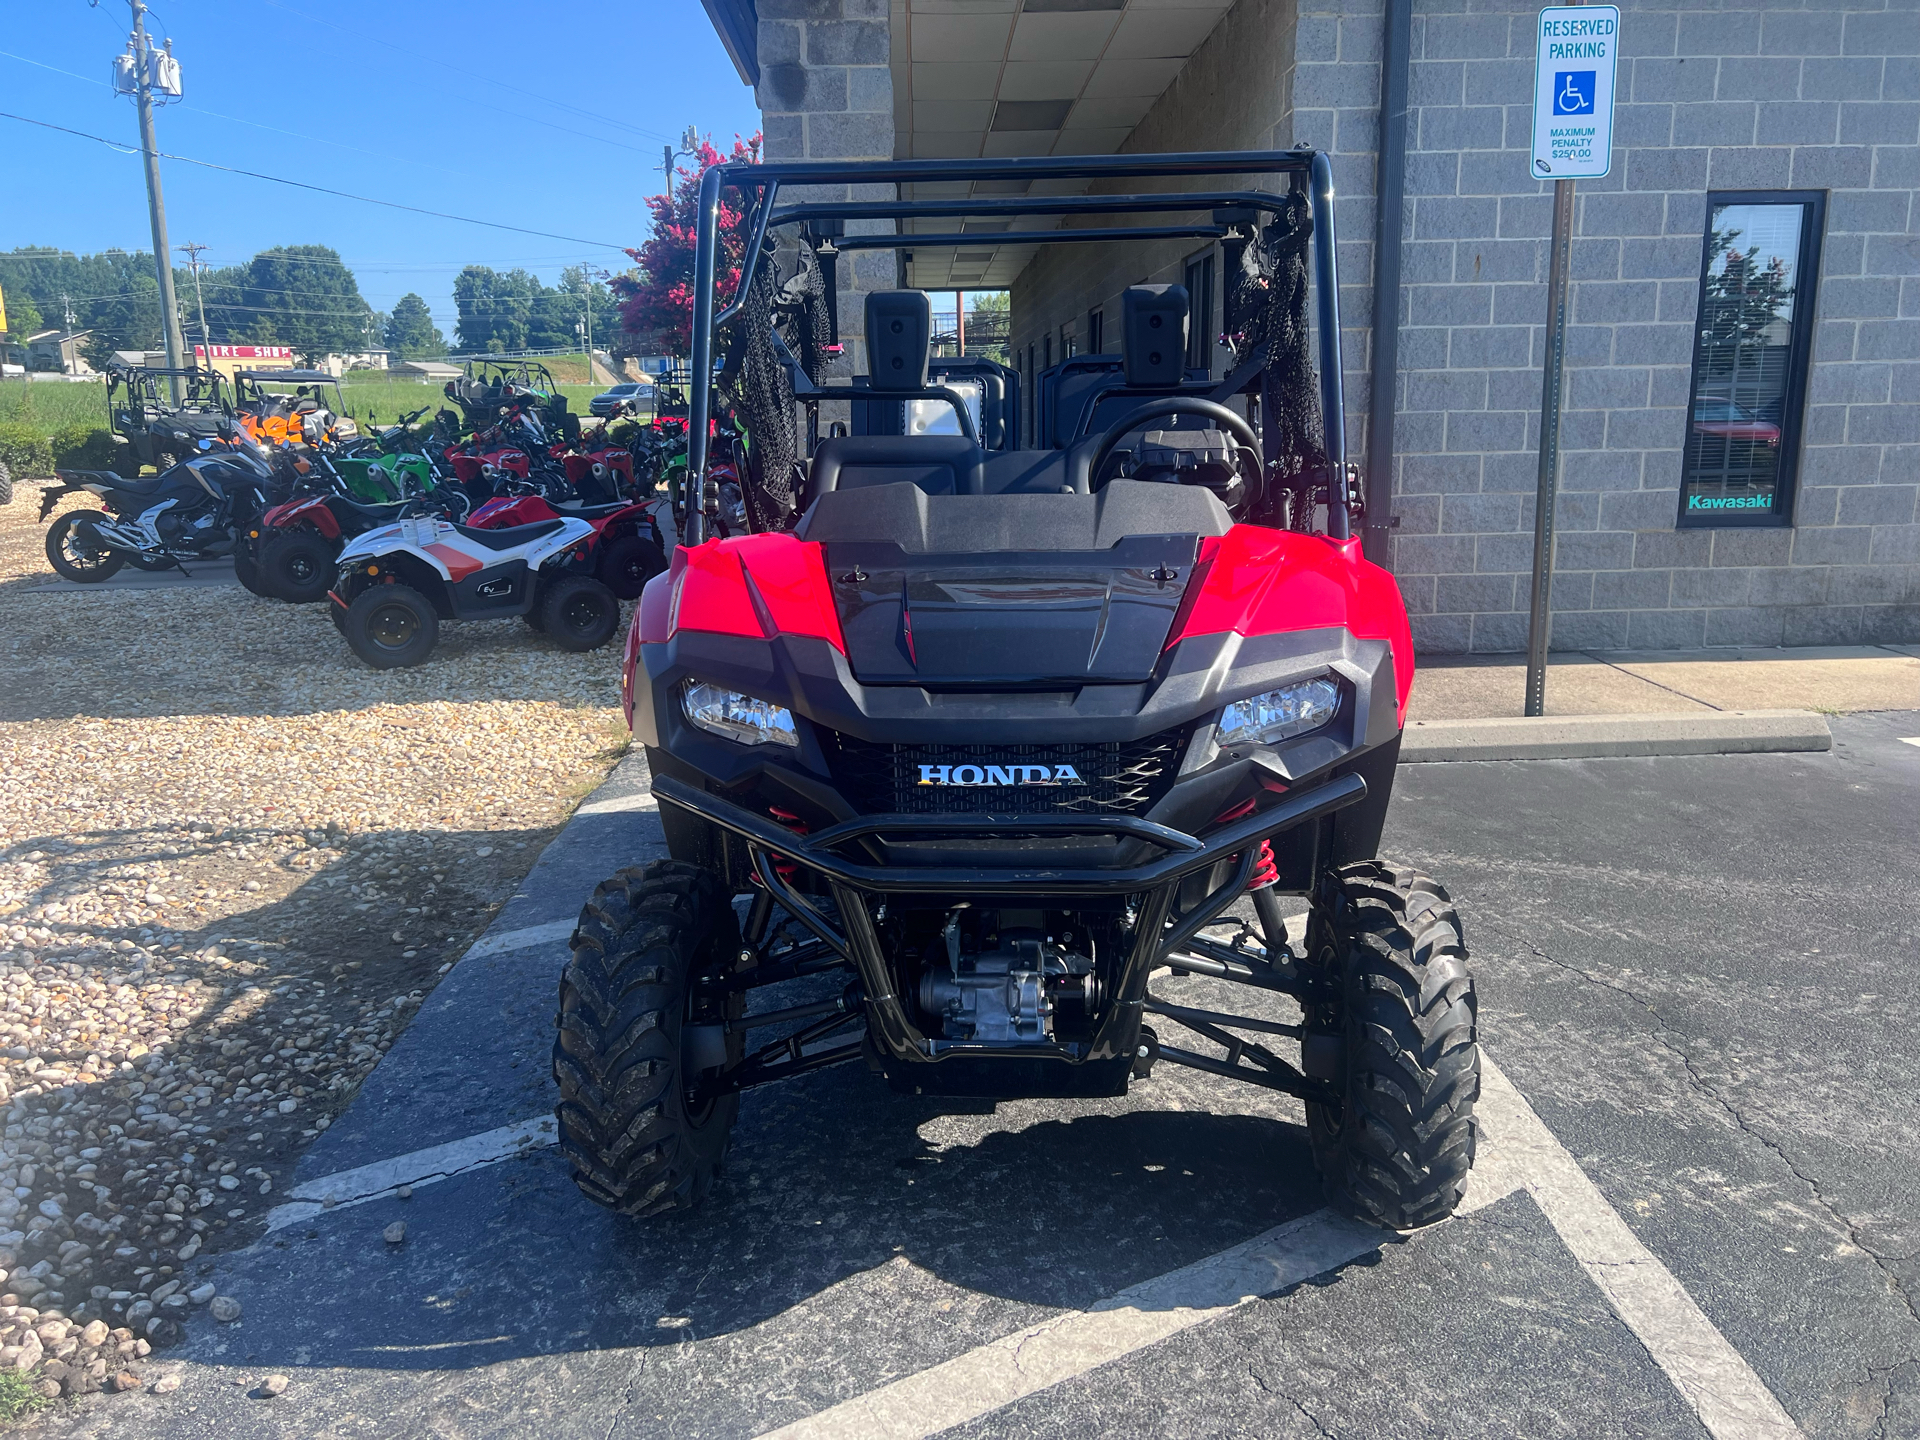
(178, 241, 211, 361)
(123, 0, 188, 401)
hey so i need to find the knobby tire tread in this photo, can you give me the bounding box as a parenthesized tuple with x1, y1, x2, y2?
(1309, 859, 1479, 1230)
(552, 860, 739, 1217)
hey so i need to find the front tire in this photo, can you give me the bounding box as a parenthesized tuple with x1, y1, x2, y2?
(552, 861, 743, 1216)
(1304, 860, 1479, 1230)
(45, 512, 124, 583)
(257, 529, 339, 604)
(539, 574, 620, 652)
(342, 583, 438, 669)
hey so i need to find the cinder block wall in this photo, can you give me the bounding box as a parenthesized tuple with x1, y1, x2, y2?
(1296, 0, 1920, 652)
(757, 0, 899, 380)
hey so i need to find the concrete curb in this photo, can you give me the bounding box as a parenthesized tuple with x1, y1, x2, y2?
(1399, 709, 1832, 763)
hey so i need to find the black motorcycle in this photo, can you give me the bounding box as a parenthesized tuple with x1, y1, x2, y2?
(41, 442, 275, 587)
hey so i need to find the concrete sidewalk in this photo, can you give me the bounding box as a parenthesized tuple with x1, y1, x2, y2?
(1406, 644, 1920, 721)
(1400, 644, 1919, 761)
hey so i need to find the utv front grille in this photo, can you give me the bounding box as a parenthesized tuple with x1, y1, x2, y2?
(822, 732, 1185, 817)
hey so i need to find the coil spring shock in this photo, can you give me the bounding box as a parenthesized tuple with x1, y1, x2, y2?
(766, 806, 808, 882)
(1212, 796, 1287, 955)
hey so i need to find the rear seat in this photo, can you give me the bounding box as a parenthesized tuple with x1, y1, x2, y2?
(808, 290, 1088, 499)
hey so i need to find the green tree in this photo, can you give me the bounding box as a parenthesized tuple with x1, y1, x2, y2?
(384, 293, 444, 358)
(453, 265, 544, 352)
(0, 248, 170, 365)
(1, 287, 42, 342)
(197, 246, 371, 364)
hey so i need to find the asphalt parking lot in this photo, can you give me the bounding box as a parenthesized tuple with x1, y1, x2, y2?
(37, 712, 1920, 1440)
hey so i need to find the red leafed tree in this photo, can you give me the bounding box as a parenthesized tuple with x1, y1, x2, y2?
(613, 133, 762, 356)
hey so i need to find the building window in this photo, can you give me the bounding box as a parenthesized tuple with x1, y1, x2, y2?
(1184, 252, 1215, 372)
(1087, 308, 1104, 355)
(1678, 191, 1824, 527)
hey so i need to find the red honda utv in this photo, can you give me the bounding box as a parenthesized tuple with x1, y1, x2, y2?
(552, 149, 1479, 1231)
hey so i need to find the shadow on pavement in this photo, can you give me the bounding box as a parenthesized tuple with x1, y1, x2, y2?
(200, 1065, 1333, 1373)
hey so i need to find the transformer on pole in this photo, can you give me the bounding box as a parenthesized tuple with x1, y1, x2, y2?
(115, 0, 189, 402)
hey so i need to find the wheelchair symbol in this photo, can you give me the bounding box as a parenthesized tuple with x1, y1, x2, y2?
(1555, 71, 1596, 115)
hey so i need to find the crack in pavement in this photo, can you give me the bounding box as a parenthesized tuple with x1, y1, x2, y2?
(1483, 915, 1920, 1351)
(1246, 1359, 1339, 1440)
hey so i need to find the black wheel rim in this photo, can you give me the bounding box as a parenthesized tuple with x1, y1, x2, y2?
(367, 602, 419, 649)
(61, 524, 115, 573)
(287, 553, 317, 584)
(562, 593, 606, 635)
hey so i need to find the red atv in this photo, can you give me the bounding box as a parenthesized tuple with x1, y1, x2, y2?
(468, 492, 668, 599)
(554, 149, 1478, 1233)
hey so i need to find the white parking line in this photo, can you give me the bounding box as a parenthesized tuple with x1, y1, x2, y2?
(264, 1114, 557, 1232)
(575, 791, 659, 816)
(754, 1207, 1394, 1440)
(461, 918, 574, 960)
(1477, 1057, 1804, 1440)
(751, 1054, 1802, 1440)
(1899, 736, 1920, 748)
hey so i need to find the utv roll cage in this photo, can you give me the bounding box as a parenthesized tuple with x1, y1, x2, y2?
(104, 362, 235, 467)
(678, 148, 1351, 549)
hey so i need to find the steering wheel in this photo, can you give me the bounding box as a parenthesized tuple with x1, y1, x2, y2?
(1073, 397, 1259, 496)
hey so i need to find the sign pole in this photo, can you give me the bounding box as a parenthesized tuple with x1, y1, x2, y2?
(1525, 177, 1575, 718)
(1524, 2, 1617, 716)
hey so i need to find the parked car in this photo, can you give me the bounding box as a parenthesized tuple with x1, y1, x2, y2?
(589, 382, 654, 418)
(1691, 396, 1780, 447)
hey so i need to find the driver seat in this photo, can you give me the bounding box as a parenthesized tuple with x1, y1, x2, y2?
(808, 292, 984, 497)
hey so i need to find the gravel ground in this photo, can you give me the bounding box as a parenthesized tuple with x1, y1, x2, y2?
(0, 491, 629, 1405)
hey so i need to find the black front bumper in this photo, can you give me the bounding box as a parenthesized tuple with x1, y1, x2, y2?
(653, 769, 1368, 1074)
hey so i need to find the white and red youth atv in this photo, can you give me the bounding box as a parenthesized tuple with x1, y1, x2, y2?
(329, 513, 621, 669)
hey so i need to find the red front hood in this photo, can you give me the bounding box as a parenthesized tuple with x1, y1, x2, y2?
(1169, 529, 1414, 722)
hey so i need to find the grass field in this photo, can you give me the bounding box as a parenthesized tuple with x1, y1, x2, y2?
(335, 374, 611, 427)
(0, 379, 108, 438)
(0, 368, 624, 439)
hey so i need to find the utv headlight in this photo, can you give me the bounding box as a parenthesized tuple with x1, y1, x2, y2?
(1216, 675, 1340, 748)
(682, 681, 798, 748)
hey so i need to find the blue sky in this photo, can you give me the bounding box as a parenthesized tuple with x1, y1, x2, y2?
(0, 0, 763, 341)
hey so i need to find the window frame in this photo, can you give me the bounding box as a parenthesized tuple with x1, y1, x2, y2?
(1184, 249, 1216, 372)
(1675, 188, 1826, 530)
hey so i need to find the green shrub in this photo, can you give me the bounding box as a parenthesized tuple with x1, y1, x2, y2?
(50, 422, 122, 473)
(0, 421, 53, 480)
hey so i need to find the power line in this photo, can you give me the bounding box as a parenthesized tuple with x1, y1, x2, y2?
(0, 45, 660, 166)
(0, 110, 635, 251)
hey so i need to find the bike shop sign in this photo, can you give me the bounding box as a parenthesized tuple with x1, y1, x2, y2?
(1531, 6, 1620, 180)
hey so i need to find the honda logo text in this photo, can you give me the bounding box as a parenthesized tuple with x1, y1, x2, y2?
(917, 764, 1084, 786)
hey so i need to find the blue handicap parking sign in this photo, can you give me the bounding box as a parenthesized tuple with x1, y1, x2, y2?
(1555, 70, 1596, 115)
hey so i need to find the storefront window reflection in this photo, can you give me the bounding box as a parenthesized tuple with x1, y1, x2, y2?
(1679, 194, 1823, 526)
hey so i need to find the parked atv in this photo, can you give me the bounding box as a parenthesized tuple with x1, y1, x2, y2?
(552, 148, 1479, 1233)
(468, 492, 668, 599)
(250, 484, 462, 604)
(329, 514, 621, 668)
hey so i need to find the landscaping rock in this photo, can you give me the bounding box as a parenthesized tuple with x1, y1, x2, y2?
(209, 1295, 241, 1323)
